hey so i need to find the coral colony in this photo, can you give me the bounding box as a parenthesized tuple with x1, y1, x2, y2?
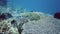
(54, 12, 60, 19)
(0, 0, 60, 34)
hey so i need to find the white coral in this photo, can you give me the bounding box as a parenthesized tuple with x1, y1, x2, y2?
(0, 18, 19, 34)
(22, 12, 60, 34)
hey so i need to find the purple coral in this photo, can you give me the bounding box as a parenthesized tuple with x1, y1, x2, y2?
(0, 13, 12, 21)
(54, 12, 60, 19)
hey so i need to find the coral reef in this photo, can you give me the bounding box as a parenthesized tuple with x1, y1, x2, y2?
(0, 18, 19, 34)
(54, 12, 60, 19)
(0, 13, 12, 21)
(0, 7, 60, 34)
(22, 13, 60, 34)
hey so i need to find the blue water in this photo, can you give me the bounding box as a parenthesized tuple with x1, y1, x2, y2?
(7, 0, 60, 15)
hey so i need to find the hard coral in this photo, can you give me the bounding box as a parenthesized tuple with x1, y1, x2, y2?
(20, 18, 29, 23)
(18, 28, 23, 34)
(22, 12, 60, 34)
(11, 20, 16, 24)
(0, 18, 19, 34)
(22, 12, 40, 21)
(0, 13, 12, 21)
(54, 12, 60, 19)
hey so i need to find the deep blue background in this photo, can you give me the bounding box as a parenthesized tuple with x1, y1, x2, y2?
(7, 0, 60, 15)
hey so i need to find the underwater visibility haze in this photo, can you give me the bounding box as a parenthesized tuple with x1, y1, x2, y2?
(7, 0, 60, 15)
(0, 0, 60, 34)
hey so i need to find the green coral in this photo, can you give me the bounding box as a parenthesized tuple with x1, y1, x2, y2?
(22, 12, 40, 21)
